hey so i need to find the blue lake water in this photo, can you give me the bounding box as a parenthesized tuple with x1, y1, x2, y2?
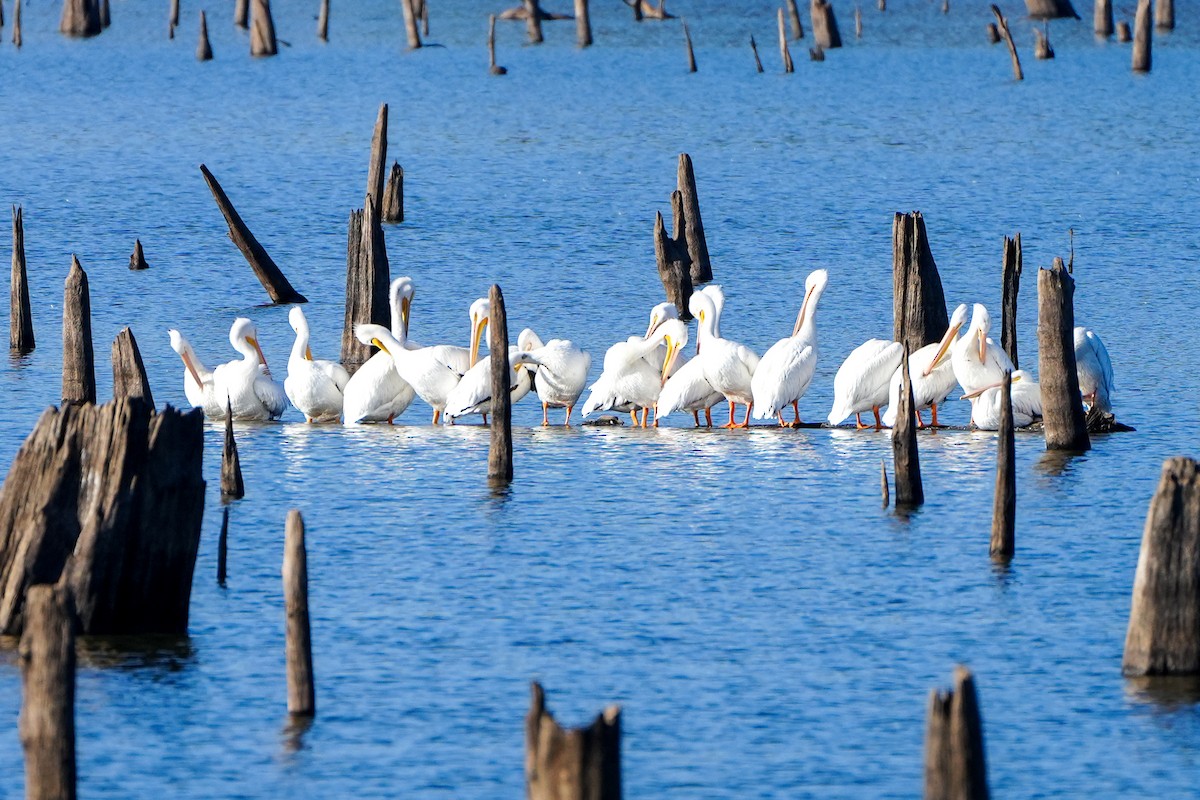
(2, 0, 1200, 796)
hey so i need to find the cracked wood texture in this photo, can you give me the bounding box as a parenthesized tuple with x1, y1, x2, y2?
(526, 682, 621, 800)
(892, 212, 949, 355)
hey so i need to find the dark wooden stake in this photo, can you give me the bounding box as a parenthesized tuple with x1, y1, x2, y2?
(221, 398, 245, 500)
(786, 0, 804, 38)
(1132, 0, 1151, 72)
(1123, 456, 1200, 676)
(488, 285, 514, 484)
(401, 0, 423, 48)
(677, 154, 711, 283)
(810, 0, 842, 49)
(111, 327, 155, 407)
(59, 0, 101, 37)
(217, 506, 229, 586)
(196, 10, 213, 59)
(382, 161, 405, 223)
(19, 585, 76, 800)
(1094, 0, 1113, 35)
(1033, 25, 1054, 58)
(942, 0, 949, 13)
(682, 19, 696, 72)
(809, 44, 825, 60)
(62, 256, 96, 407)
(653, 200, 693, 321)
(250, 0, 278, 56)
(990, 5, 1023, 80)
(524, 0, 544, 44)
(892, 211, 949, 355)
(924, 665, 989, 800)
(13, 0, 21, 47)
(10, 205, 34, 353)
(575, 0, 591, 46)
(1000, 233, 1021, 369)
(986, 21, 1000, 41)
(892, 346, 924, 508)
(284, 509, 315, 717)
(129, 238, 150, 270)
(880, 459, 889, 508)
(778, 9, 795, 72)
(317, 0, 329, 40)
(855, 5, 863, 36)
(526, 682, 621, 800)
(366, 103, 389, 221)
(990, 371, 1015, 560)
(100, 0, 110, 28)
(1116, 19, 1130, 40)
(1154, 0, 1172, 29)
(341, 198, 390, 374)
(199, 164, 307, 304)
(419, 0, 428, 35)
(750, 34, 764, 72)
(1036, 258, 1089, 451)
(234, 0, 248, 28)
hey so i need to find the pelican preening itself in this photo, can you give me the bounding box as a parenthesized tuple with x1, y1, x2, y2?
(519, 329, 592, 426)
(582, 318, 689, 427)
(444, 349, 541, 421)
(688, 289, 760, 428)
(962, 370, 1043, 430)
(751, 269, 828, 427)
(285, 307, 350, 423)
(827, 338, 903, 429)
(656, 285, 725, 427)
(1074, 326, 1114, 414)
(213, 317, 288, 421)
(354, 324, 469, 425)
(881, 303, 970, 429)
(342, 277, 418, 425)
(168, 328, 223, 418)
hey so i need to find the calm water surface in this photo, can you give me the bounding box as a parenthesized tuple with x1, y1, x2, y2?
(2, 1, 1199, 796)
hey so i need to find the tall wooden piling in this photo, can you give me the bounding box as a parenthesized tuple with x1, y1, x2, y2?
(250, 0, 278, 56)
(990, 372, 1015, 560)
(341, 199, 390, 374)
(401, 0, 423, 48)
(60, 0, 101, 37)
(317, 0, 329, 40)
(778, 9, 795, 72)
(1155, 0, 1173, 29)
(221, 399, 245, 500)
(62, 257, 96, 407)
(1132, 0, 1151, 72)
(526, 682, 621, 800)
(366, 104, 389, 221)
(750, 35, 764, 72)
(1000, 233, 1021, 369)
(575, 0, 592, 46)
(990, 5, 1023, 80)
(10, 206, 34, 353)
(524, 0, 544, 44)
(677, 154, 711, 284)
(810, 0, 842, 49)
(19, 585, 76, 800)
(1122, 457, 1200, 676)
(682, 19, 696, 72)
(924, 666, 988, 800)
(129, 238, 150, 270)
(786, 0, 804, 38)
(1094, 0, 1113, 35)
(196, 10, 213, 59)
(488, 285, 514, 484)
(382, 162, 405, 223)
(892, 346, 924, 508)
(653, 202, 693, 321)
(1036, 258, 1089, 451)
(892, 212, 949, 355)
(111, 327, 154, 407)
(234, 0, 248, 28)
(200, 165, 307, 304)
(283, 510, 315, 717)
(217, 506, 229, 585)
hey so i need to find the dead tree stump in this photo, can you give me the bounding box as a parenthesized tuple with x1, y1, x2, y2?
(892, 346, 924, 508)
(129, 238, 150, 270)
(750, 34, 764, 72)
(810, 0, 842, 49)
(111, 327, 154, 407)
(525, 682, 621, 800)
(19, 585, 76, 800)
(855, 6, 863, 36)
(62, 256, 96, 407)
(401, 0, 423, 48)
(284, 509, 315, 716)
(990, 5, 1023, 80)
(682, 19, 696, 72)
(990, 371, 1015, 560)
(250, 0, 278, 56)
(341, 199, 391, 374)
(59, 0, 101, 37)
(382, 162, 405, 223)
(100, 0, 110, 29)
(1122, 457, 1200, 676)
(778, 9, 795, 72)
(524, 0, 544, 43)
(10, 205, 34, 353)
(234, 0, 248, 28)
(1116, 19, 1131, 39)
(317, 0, 329, 40)
(196, 10, 213, 60)
(1094, 0, 1113, 35)
(1000, 234, 1021, 369)
(677, 154, 711, 283)
(786, 0, 804, 38)
(1036, 258, 1089, 451)
(366, 104, 388, 221)
(924, 665, 989, 800)
(1132, 0, 1151, 72)
(1155, 0, 1173, 29)
(221, 398, 244, 500)
(13, 0, 22, 47)
(986, 22, 1000, 42)
(488, 285, 514, 484)
(892, 212, 949, 355)
(1024, 0, 1079, 18)
(653, 199, 693, 321)
(1033, 26, 1054, 58)
(575, 0, 592, 46)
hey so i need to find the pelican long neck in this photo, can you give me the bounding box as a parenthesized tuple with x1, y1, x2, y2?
(708, 303, 722, 339)
(793, 285, 823, 343)
(390, 289, 411, 340)
(694, 299, 718, 344)
(290, 321, 310, 365)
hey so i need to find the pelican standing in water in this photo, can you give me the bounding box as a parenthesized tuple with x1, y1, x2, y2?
(168, 328, 223, 418)
(213, 317, 288, 421)
(882, 303, 970, 428)
(518, 329, 591, 426)
(285, 307, 350, 423)
(688, 289, 761, 428)
(1074, 326, 1115, 413)
(951, 303, 1014, 396)
(582, 318, 689, 427)
(342, 276, 417, 424)
(751, 269, 828, 427)
(656, 286, 726, 427)
(443, 350, 542, 421)
(353, 324, 469, 424)
(827, 338, 903, 429)
(963, 370, 1043, 430)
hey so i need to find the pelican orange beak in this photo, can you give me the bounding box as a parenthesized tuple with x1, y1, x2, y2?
(371, 337, 391, 356)
(401, 295, 412, 338)
(923, 322, 962, 377)
(304, 346, 313, 361)
(645, 313, 659, 339)
(180, 351, 203, 388)
(977, 328, 987, 362)
(660, 336, 681, 386)
(792, 285, 815, 337)
(247, 335, 268, 369)
(469, 314, 488, 368)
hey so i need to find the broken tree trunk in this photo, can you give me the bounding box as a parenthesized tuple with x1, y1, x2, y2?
(199, 165, 307, 304)
(1116, 19, 1131, 40)
(677, 154, 711, 283)
(129, 238, 150, 270)
(778, 9, 795, 72)
(221, 398, 244, 500)
(1036, 258, 1090, 451)
(924, 665, 989, 800)
(250, 0, 277, 56)
(682, 19, 696, 72)
(401, 0, 423, 48)
(62, 257, 96, 407)
(366, 104, 389, 221)
(19, 585, 76, 800)
(524, 0, 544, 43)
(382, 162, 405, 223)
(990, 371, 1015, 560)
(1122, 456, 1200, 676)
(1024, 0, 1079, 18)
(811, 0, 842, 49)
(284, 509, 315, 716)
(1033, 26, 1054, 58)
(892, 212, 949, 355)
(59, 0, 101, 37)
(10, 205, 34, 353)
(575, 0, 592, 46)
(234, 0, 248, 27)
(786, 0, 804, 38)
(1094, 0, 1113, 35)
(111, 327, 154, 407)
(1000, 233, 1021, 369)
(750, 34, 764, 72)
(653, 200, 693, 321)
(990, 5, 1023, 80)
(1155, 0, 1173, 29)
(1132, 0, 1151, 72)
(340, 200, 391, 375)
(526, 682, 621, 800)
(892, 346, 924, 508)
(488, 285, 513, 484)
(196, 9, 213, 59)
(317, 0, 329, 40)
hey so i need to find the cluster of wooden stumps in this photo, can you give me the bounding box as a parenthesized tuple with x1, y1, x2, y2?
(653, 153, 713, 320)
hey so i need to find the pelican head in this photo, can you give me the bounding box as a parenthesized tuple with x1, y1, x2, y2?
(510, 351, 542, 372)
(792, 269, 830, 337)
(655, 318, 690, 385)
(168, 329, 202, 386)
(518, 328, 544, 352)
(969, 303, 991, 362)
(229, 317, 268, 367)
(645, 302, 679, 338)
(390, 276, 415, 338)
(688, 291, 716, 327)
(468, 297, 490, 368)
(924, 303, 970, 377)
(355, 323, 394, 355)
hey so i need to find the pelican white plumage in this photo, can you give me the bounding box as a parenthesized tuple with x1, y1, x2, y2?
(168, 328, 223, 418)
(951, 303, 1015, 396)
(342, 276, 417, 424)
(827, 338, 903, 429)
(1074, 326, 1114, 413)
(882, 303, 970, 428)
(750, 269, 828, 427)
(518, 329, 591, 426)
(354, 324, 469, 424)
(655, 285, 726, 427)
(963, 370, 1043, 430)
(443, 350, 541, 421)
(581, 318, 688, 427)
(284, 307, 349, 423)
(212, 317, 287, 421)
(689, 289, 762, 428)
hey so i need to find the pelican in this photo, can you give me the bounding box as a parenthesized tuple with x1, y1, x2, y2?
(963, 370, 1042, 430)
(168, 328, 223, 418)
(353, 324, 468, 424)
(443, 350, 541, 421)
(284, 307, 349, 423)
(751, 269, 828, 427)
(654, 286, 726, 427)
(827, 338, 903, 429)
(212, 317, 287, 421)
(342, 277, 417, 424)
(1074, 326, 1114, 413)
(882, 303, 970, 428)
(518, 329, 591, 426)
(951, 303, 1014, 396)
(642, 302, 681, 376)
(581, 318, 688, 427)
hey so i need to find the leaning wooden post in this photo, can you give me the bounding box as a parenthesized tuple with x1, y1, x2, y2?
(62, 257, 96, 407)
(1000, 233, 1021, 369)
(750, 35, 764, 72)
(990, 371, 1015, 560)
(677, 154, 711, 284)
(234, 0, 248, 28)
(525, 682, 621, 800)
(1154, 0, 1172, 29)
(488, 285, 514, 484)
(19, 585, 76, 800)
(990, 5, 1023, 80)
(786, 0, 804, 38)
(810, 0, 842, 49)
(1094, 0, 1113, 35)
(924, 665, 989, 800)
(250, 0, 278, 56)
(1036, 258, 1090, 451)
(222, 398, 245, 500)
(13, 0, 22, 47)
(880, 460, 889, 508)
(523, 0, 544, 44)
(317, 0, 329, 40)
(892, 346, 924, 508)
(196, 10, 213, 59)
(778, 9, 795, 72)
(575, 0, 592, 46)
(892, 211, 949, 355)
(10, 205, 34, 353)
(682, 19, 697, 72)
(1122, 457, 1200, 676)
(283, 510, 315, 717)
(382, 162, 404, 223)
(401, 0, 423, 48)
(366, 104, 389, 221)
(111, 327, 155, 407)
(1131, 0, 1151, 72)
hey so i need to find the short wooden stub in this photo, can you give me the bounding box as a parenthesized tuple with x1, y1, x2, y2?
(1122, 457, 1200, 676)
(1000, 233, 1021, 369)
(575, 0, 592, 46)
(682, 19, 697, 72)
(488, 285, 514, 484)
(1132, 0, 1151, 72)
(892, 211, 949, 355)
(778, 9, 795, 73)
(1116, 19, 1131, 40)
(19, 585, 77, 800)
(1155, 0, 1173, 29)
(222, 398, 245, 500)
(382, 161, 405, 223)
(317, 0, 329, 41)
(1094, 0, 1113, 35)
(217, 505, 229, 586)
(13, 0, 23, 47)
(924, 665, 989, 800)
(809, 44, 825, 61)
(341, 199, 391, 374)
(111, 327, 155, 407)
(892, 346, 924, 508)
(525, 682, 621, 800)
(62, 256, 96, 406)
(810, 0, 843, 49)
(129, 238, 150, 270)
(855, 5, 863, 37)
(284, 509, 315, 717)
(250, 0, 278, 56)
(653, 204, 693, 321)
(986, 21, 1000, 42)
(750, 35, 764, 72)
(880, 459, 890, 508)
(1036, 258, 1089, 451)
(524, 0, 544, 44)
(11, 205, 35, 353)
(401, 0, 423, 48)
(1033, 26, 1054, 58)
(990, 371, 1015, 560)
(234, 0, 248, 28)
(366, 104, 389, 220)
(196, 10, 213, 60)
(677, 154, 711, 283)
(1024, 0, 1079, 18)
(59, 0, 101, 37)
(786, 0, 804, 38)
(169, 0, 179, 28)
(990, 5, 1023, 80)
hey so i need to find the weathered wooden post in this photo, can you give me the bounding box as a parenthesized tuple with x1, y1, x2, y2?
(1033, 26, 1054, 58)
(892, 212, 949, 355)
(653, 203, 693, 321)
(1000, 234, 1021, 369)
(222, 399, 245, 500)
(778, 9, 795, 72)
(100, 0, 110, 28)
(786, 0, 804, 38)
(366, 104, 388, 221)
(1116, 19, 1131, 39)
(10, 205, 34, 353)
(129, 238, 150, 270)
(488, 14, 507, 74)
(1132, 0, 1151, 72)
(880, 460, 889, 508)
(575, 0, 591, 46)
(401, 0, 423, 48)
(525, 682, 621, 800)
(19, 585, 76, 800)
(12, 0, 21, 47)
(111, 327, 154, 407)
(488, 285, 514, 484)
(341, 198, 390, 374)
(2, 0, 6, 29)
(750, 35, 764, 72)
(62, 257, 96, 407)
(990, 5, 1023, 80)
(415, 0, 428, 35)
(1154, 0, 1172, 29)
(855, 5, 863, 36)
(1122, 457, 1200, 676)
(523, 0, 543, 43)
(196, 10, 213, 59)
(810, 0, 842, 49)
(382, 162, 404, 223)
(217, 506, 229, 586)
(199, 165, 307, 304)
(1037, 258, 1090, 451)
(234, 0, 248, 28)
(677, 154, 711, 284)
(682, 19, 696, 72)
(283, 509, 315, 717)
(250, 0, 278, 56)
(990, 372, 1015, 560)
(169, 0, 179, 37)
(986, 21, 1001, 41)
(924, 665, 989, 800)
(1024, 0, 1079, 17)
(892, 346, 924, 508)
(809, 44, 825, 61)
(60, 0, 101, 37)
(1094, 0, 1113, 35)
(317, 0, 329, 40)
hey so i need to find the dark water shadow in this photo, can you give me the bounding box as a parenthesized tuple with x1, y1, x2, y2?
(75, 634, 195, 671)
(1035, 448, 1087, 477)
(1124, 674, 1200, 708)
(281, 714, 315, 756)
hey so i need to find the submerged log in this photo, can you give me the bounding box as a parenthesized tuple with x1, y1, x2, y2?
(382, 162, 405, 223)
(366, 104, 389, 221)
(199, 164, 307, 304)
(811, 0, 842, 49)
(235, 0, 248, 28)
(892, 212, 949, 355)
(284, 509, 315, 716)
(990, 372, 1015, 560)
(59, 0, 101, 37)
(129, 238, 150, 270)
(1000, 234, 1021, 369)
(525, 682, 621, 800)
(1122, 457, 1200, 676)
(401, 0, 422, 48)
(488, 285, 513, 484)
(250, 0, 278, 56)
(1132, 0, 1151, 72)
(341, 199, 391, 374)
(10, 206, 34, 353)
(1025, 0, 1079, 18)
(778, 9, 795, 72)
(575, 0, 592, 46)
(924, 665, 989, 800)
(19, 585, 76, 800)
(1036, 258, 1089, 451)
(221, 399, 244, 500)
(489, 14, 507, 74)
(317, 0, 329, 40)
(653, 201, 693, 321)
(196, 10, 213, 60)
(990, 5, 1023, 80)
(750, 34, 764, 72)
(62, 257, 96, 407)
(786, 0, 804, 38)
(682, 19, 696, 72)
(892, 346, 924, 508)
(1094, 0, 1113, 35)
(111, 327, 154, 407)
(677, 154, 711, 283)
(1155, 0, 1173, 29)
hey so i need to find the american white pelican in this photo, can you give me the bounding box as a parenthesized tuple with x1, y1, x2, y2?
(827, 338, 903, 429)
(212, 317, 287, 421)
(654, 285, 726, 427)
(581, 318, 688, 427)
(443, 350, 541, 422)
(168, 328, 223, 418)
(963, 370, 1042, 429)
(353, 324, 468, 425)
(342, 276, 417, 425)
(284, 307, 349, 423)
(882, 303, 970, 428)
(1074, 326, 1114, 413)
(951, 303, 1015, 396)
(518, 329, 591, 426)
(688, 288, 761, 428)
(750, 269, 829, 427)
